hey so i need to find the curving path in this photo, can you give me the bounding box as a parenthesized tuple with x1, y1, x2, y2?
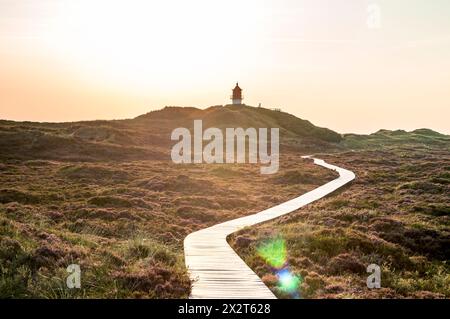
(184, 157, 355, 299)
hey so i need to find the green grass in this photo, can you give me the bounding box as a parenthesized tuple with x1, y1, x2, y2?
(1, 108, 448, 299)
(230, 146, 450, 298)
(0, 140, 333, 298)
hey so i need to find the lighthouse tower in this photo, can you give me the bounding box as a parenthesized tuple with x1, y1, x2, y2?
(231, 82, 243, 105)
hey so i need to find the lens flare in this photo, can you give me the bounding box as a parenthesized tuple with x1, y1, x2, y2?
(277, 269, 302, 295)
(257, 237, 302, 297)
(257, 238, 286, 269)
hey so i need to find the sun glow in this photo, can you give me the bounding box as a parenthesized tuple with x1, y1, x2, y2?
(42, 0, 264, 92)
(2, 1, 450, 132)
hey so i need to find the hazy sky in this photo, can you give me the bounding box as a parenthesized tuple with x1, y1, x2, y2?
(1, 0, 449, 134)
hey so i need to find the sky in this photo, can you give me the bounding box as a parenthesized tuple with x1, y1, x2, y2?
(0, 0, 449, 134)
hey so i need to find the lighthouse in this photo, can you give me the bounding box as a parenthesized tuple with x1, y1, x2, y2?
(231, 82, 243, 105)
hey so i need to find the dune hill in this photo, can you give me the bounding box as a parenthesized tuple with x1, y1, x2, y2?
(0, 105, 342, 161)
(0, 105, 448, 299)
(342, 128, 450, 150)
(1, 105, 448, 162)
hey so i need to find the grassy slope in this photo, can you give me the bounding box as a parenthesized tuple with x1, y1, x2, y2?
(1, 107, 448, 298)
(0, 105, 342, 163)
(0, 159, 335, 298)
(0, 107, 338, 298)
(229, 142, 450, 298)
(342, 129, 450, 150)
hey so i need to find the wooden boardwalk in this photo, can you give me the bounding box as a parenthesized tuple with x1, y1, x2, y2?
(184, 157, 355, 299)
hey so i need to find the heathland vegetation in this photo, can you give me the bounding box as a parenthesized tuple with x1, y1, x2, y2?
(230, 143, 449, 298)
(0, 105, 448, 298)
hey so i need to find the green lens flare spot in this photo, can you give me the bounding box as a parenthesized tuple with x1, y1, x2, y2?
(257, 237, 287, 268)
